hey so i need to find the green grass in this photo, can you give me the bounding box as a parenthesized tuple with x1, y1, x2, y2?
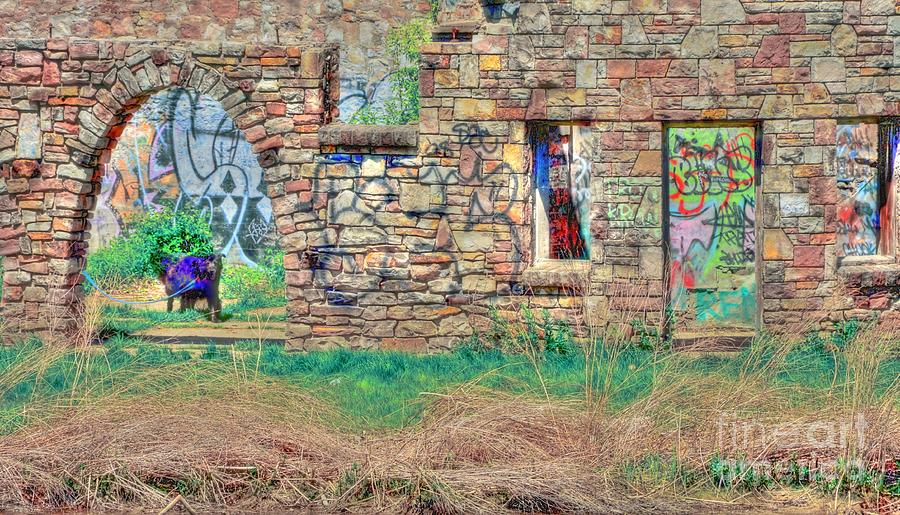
(1, 330, 897, 433)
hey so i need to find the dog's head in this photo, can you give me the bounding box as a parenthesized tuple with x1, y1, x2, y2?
(203, 254, 225, 281)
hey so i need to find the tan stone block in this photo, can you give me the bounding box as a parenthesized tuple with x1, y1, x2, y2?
(503, 144, 526, 173)
(763, 229, 794, 261)
(454, 99, 497, 120)
(632, 150, 661, 176)
(462, 275, 496, 293)
(547, 88, 586, 107)
(434, 69, 459, 87)
(479, 55, 501, 71)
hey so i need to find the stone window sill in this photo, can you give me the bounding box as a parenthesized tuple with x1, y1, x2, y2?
(519, 260, 590, 288)
(318, 123, 419, 154)
(837, 255, 900, 288)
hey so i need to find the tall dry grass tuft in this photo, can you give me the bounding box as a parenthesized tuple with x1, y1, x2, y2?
(0, 366, 350, 511)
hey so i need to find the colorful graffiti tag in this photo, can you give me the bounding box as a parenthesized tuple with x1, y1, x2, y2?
(667, 127, 757, 329)
(532, 125, 592, 260)
(883, 123, 900, 256)
(835, 123, 880, 257)
(89, 88, 275, 266)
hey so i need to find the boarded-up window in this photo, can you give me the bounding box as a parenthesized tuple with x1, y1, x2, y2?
(836, 123, 880, 257)
(531, 124, 592, 260)
(835, 121, 898, 258)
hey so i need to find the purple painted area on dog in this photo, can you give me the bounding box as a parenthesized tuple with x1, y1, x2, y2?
(160, 255, 224, 321)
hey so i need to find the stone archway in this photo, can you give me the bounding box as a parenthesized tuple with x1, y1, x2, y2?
(0, 39, 335, 343)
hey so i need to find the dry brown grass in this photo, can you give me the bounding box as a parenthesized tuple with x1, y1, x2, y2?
(0, 344, 895, 514)
(0, 374, 713, 514)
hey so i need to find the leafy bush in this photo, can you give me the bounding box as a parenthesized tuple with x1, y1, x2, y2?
(221, 248, 285, 308)
(349, 19, 431, 125)
(87, 208, 215, 282)
(466, 305, 576, 356)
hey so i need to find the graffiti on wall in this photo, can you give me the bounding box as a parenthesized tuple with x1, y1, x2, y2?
(667, 127, 757, 328)
(835, 123, 880, 257)
(89, 88, 275, 266)
(883, 124, 900, 256)
(532, 124, 591, 260)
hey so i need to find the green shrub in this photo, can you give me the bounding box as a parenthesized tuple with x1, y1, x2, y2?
(468, 305, 576, 356)
(221, 248, 285, 307)
(87, 208, 214, 282)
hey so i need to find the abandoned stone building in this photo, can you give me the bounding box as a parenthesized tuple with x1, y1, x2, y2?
(0, 0, 899, 350)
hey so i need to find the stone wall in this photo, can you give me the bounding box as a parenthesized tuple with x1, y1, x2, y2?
(408, 0, 900, 339)
(0, 0, 433, 121)
(4, 0, 900, 350)
(0, 39, 333, 340)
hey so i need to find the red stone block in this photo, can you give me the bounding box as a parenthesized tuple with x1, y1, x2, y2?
(593, 25, 622, 44)
(29, 179, 65, 193)
(285, 179, 311, 193)
(525, 89, 546, 120)
(607, 60, 636, 78)
(496, 107, 526, 120)
(810, 233, 836, 245)
(419, 70, 434, 98)
(748, 13, 778, 24)
(252, 135, 284, 153)
(243, 124, 268, 143)
(0, 226, 25, 240)
(15, 51, 43, 67)
(266, 102, 287, 116)
(12, 160, 39, 178)
(3, 286, 23, 301)
(778, 13, 806, 34)
(754, 35, 790, 67)
(0, 67, 42, 85)
(651, 78, 697, 95)
(785, 267, 825, 282)
(808, 177, 840, 205)
(68, 42, 99, 59)
(637, 59, 670, 77)
(210, 0, 239, 19)
(42, 241, 76, 258)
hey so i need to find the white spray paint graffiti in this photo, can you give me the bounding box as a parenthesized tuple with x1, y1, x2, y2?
(89, 88, 275, 266)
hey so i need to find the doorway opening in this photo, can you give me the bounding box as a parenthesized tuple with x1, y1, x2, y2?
(85, 88, 286, 346)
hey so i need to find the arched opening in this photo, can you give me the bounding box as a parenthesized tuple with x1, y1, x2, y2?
(84, 87, 286, 345)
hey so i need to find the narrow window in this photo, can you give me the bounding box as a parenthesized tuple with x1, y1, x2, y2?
(531, 124, 592, 261)
(835, 120, 896, 258)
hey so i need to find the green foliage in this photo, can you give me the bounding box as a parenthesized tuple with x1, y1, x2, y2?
(87, 208, 215, 282)
(468, 305, 576, 356)
(707, 454, 896, 497)
(349, 18, 431, 125)
(429, 0, 440, 22)
(221, 248, 285, 309)
(709, 456, 775, 491)
(628, 318, 667, 351)
(622, 455, 701, 491)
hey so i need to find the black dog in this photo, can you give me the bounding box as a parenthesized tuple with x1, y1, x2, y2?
(159, 254, 224, 322)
